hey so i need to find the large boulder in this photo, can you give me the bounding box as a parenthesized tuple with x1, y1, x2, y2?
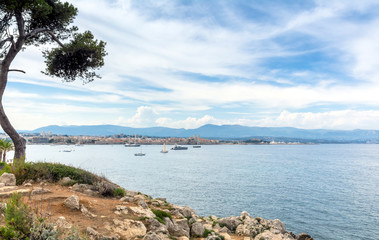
(267, 219, 286, 234)
(64, 195, 80, 210)
(144, 232, 162, 240)
(165, 218, 190, 237)
(190, 222, 205, 237)
(296, 233, 314, 240)
(113, 219, 147, 239)
(218, 216, 242, 231)
(146, 218, 168, 234)
(0, 173, 16, 186)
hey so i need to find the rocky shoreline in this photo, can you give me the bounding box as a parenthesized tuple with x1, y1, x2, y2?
(0, 173, 313, 240)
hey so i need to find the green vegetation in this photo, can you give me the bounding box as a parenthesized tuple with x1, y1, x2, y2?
(152, 209, 172, 224)
(13, 161, 99, 186)
(113, 187, 126, 198)
(0, 193, 32, 239)
(0, 139, 14, 163)
(203, 229, 213, 238)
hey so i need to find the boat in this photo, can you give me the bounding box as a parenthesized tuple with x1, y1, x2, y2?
(171, 144, 188, 150)
(193, 145, 201, 148)
(134, 152, 146, 156)
(125, 135, 140, 147)
(160, 144, 168, 153)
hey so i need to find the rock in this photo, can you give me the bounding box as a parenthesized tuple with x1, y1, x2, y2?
(134, 194, 146, 201)
(113, 219, 147, 239)
(241, 211, 251, 219)
(120, 196, 134, 202)
(0, 173, 16, 186)
(64, 195, 80, 210)
(138, 199, 149, 209)
(0, 183, 5, 187)
(24, 183, 32, 187)
(128, 206, 155, 218)
(115, 205, 129, 215)
(218, 216, 242, 231)
(268, 219, 286, 234)
(56, 216, 71, 229)
(191, 222, 205, 237)
(86, 226, 99, 236)
(146, 218, 168, 234)
(170, 209, 184, 218)
(81, 204, 97, 217)
(209, 215, 218, 221)
(219, 226, 231, 234)
(180, 206, 195, 218)
(0, 202, 7, 211)
(254, 231, 295, 240)
(220, 232, 232, 240)
(59, 177, 72, 185)
(203, 223, 213, 230)
(296, 233, 314, 240)
(125, 190, 139, 197)
(144, 231, 162, 240)
(84, 189, 98, 197)
(165, 218, 190, 237)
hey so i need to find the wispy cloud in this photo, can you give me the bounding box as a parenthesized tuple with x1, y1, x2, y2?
(5, 0, 379, 130)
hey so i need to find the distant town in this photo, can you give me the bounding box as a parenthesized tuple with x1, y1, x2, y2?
(1, 131, 306, 145)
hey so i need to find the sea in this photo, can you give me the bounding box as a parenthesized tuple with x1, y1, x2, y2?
(22, 144, 379, 240)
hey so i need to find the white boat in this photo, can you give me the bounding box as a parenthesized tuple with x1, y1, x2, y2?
(160, 144, 168, 153)
(125, 134, 140, 147)
(134, 152, 146, 156)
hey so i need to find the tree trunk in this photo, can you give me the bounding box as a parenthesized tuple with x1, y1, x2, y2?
(0, 53, 26, 160)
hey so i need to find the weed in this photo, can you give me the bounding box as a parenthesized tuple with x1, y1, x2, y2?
(113, 187, 126, 198)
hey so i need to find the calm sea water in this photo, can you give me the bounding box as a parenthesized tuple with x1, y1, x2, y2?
(24, 144, 379, 240)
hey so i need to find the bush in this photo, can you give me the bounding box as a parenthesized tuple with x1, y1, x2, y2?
(0, 162, 12, 175)
(0, 193, 32, 239)
(113, 187, 126, 198)
(152, 209, 172, 224)
(14, 162, 100, 186)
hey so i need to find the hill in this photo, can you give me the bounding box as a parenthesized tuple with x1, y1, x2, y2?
(23, 124, 379, 141)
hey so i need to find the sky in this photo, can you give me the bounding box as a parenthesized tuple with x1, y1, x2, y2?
(5, 0, 379, 130)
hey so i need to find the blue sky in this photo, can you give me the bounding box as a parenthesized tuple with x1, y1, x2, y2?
(5, 0, 379, 130)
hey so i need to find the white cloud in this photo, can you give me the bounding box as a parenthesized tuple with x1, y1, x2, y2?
(156, 115, 220, 129)
(122, 106, 159, 127)
(255, 110, 379, 130)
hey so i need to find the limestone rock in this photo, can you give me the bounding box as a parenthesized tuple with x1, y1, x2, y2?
(268, 219, 286, 234)
(191, 222, 205, 237)
(180, 206, 195, 218)
(219, 226, 230, 234)
(59, 177, 72, 185)
(24, 183, 32, 187)
(81, 204, 97, 217)
(120, 196, 134, 202)
(113, 219, 147, 239)
(138, 199, 149, 209)
(177, 237, 189, 240)
(129, 206, 155, 218)
(64, 195, 80, 210)
(0, 173, 16, 186)
(144, 231, 162, 240)
(86, 226, 99, 236)
(125, 190, 139, 197)
(220, 232, 232, 240)
(146, 218, 168, 234)
(56, 216, 71, 229)
(218, 216, 242, 231)
(165, 218, 190, 238)
(31, 187, 51, 195)
(254, 231, 295, 240)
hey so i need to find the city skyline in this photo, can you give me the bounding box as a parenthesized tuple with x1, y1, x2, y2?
(5, 0, 379, 130)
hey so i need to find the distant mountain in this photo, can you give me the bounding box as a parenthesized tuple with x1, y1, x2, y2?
(22, 124, 379, 141)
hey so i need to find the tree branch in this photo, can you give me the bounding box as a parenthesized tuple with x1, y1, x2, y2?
(8, 69, 26, 74)
(26, 28, 47, 39)
(0, 37, 12, 49)
(46, 31, 65, 48)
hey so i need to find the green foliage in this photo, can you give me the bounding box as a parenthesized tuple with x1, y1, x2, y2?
(30, 220, 59, 240)
(152, 209, 172, 221)
(154, 217, 165, 224)
(203, 229, 213, 238)
(43, 31, 107, 83)
(0, 162, 12, 175)
(0, 139, 14, 162)
(13, 161, 99, 186)
(0, 193, 32, 240)
(113, 187, 126, 198)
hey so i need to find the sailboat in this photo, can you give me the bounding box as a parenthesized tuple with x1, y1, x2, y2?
(160, 144, 168, 153)
(134, 148, 145, 156)
(125, 134, 140, 147)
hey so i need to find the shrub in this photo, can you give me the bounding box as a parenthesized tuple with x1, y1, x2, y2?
(0, 162, 12, 175)
(152, 209, 172, 224)
(0, 193, 32, 239)
(13, 162, 99, 185)
(113, 187, 126, 198)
